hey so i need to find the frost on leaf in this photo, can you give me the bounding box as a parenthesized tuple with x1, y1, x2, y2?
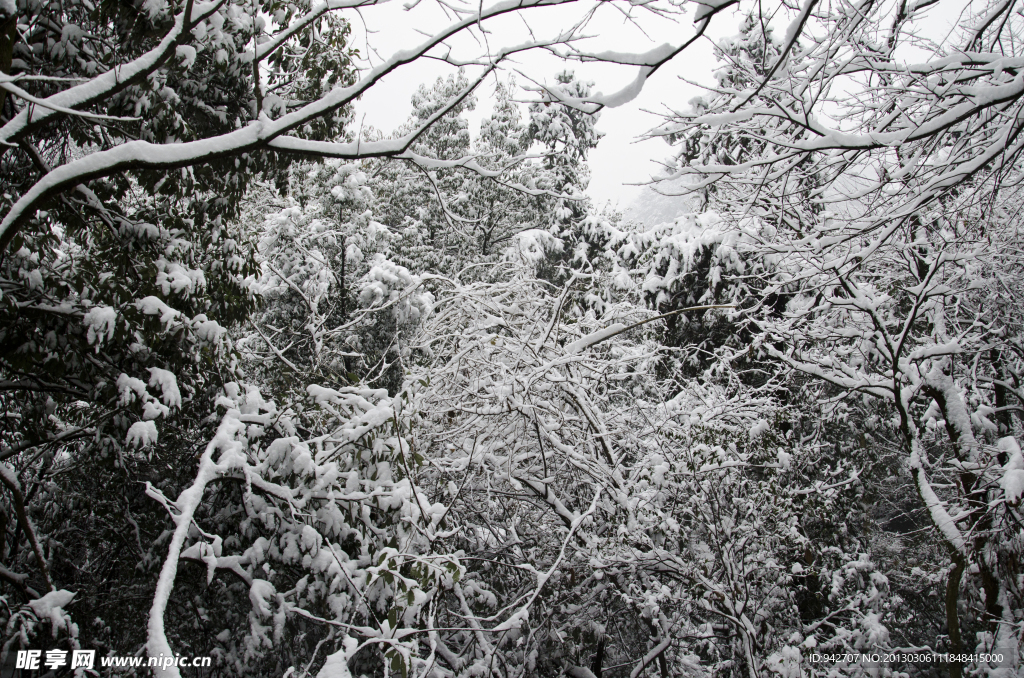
(999, 436, 1024, 504)
(82, 306, 118, 346)
(126, 421, 158, 447)
(148, 368, 182, 409)
(28, 590, 77, 637)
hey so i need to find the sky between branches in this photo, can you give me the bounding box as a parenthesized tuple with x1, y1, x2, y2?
(349, 0, 972, 209)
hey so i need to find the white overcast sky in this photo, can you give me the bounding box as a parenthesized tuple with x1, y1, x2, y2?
(347, 0, 970, 210)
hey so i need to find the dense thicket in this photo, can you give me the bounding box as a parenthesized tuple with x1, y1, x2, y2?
(1, 0, 1023, 675)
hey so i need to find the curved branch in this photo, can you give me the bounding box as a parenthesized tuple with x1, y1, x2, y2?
(0, 464, 53, 592)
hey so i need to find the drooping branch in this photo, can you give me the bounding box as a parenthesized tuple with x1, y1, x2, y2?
(0, 464, 53, 593)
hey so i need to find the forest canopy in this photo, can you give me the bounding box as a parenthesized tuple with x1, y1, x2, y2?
(1, 0, 1023, 676)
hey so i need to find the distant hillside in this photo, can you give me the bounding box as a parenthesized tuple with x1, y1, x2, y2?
(621, 180, 697, 227)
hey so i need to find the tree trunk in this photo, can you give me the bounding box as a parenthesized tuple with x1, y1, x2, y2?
(590, 635, 605, 678)
(946, 554, 965, 678)
(990, 348, 1013, 449)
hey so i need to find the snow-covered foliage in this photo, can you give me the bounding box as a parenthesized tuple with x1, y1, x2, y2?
(4, 0, 1024, 674)
(651, 1, 1024, 674)
(367, 73, 602, 276)
(144, 381, 462, 677)
(527, 72, 604, 234)
(241, 160, 429, 395)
